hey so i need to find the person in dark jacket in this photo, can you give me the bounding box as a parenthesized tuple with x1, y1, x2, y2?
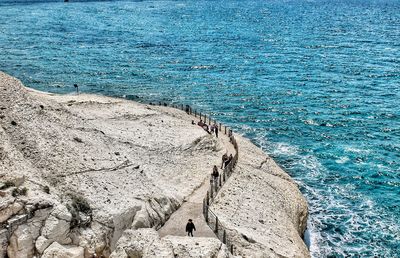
(221, 153, 228, 169)
(212, 165, 219, 178)
(225, 154, 233, 168)
(186, 219, 196, 237)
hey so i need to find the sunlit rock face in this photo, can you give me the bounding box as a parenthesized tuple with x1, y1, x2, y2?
(0, 72, 308, 258)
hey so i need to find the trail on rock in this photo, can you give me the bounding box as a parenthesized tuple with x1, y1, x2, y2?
(158, 132, 235, 239)
(158, 180, 215, 238)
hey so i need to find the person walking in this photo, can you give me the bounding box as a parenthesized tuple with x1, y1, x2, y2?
(212, 165, 219, 179)
(186, 219, 196, 237)
(214, 123, 219, 138)
(212, 165, 220, 190)
(225, 154, 233, 168)
(221, 153, 228, 169)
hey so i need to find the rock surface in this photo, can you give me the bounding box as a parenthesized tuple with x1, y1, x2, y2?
(110, 228, 231, 258)
(0, 71, 309, 257)
(211, 136, 310, 257)
(41, 242, 84, 258)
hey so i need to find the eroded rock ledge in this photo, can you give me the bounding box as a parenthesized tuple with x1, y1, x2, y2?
(0, 72, 309, 258)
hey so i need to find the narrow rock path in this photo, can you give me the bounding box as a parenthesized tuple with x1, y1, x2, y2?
(158, 131, 235, 238)
(158, 179, 216, 238)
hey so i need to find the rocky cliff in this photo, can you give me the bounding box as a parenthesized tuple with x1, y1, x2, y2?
(0, 72, 309, 258)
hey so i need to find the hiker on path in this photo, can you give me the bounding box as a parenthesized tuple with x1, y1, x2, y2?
(198, 119, 211, 134)
(225, 154, 233, 168)
(221, 153, 228, 169)
(186, 219, 196, 237)
(212, 165, 219, 178)
(214, 124, 219, 138)
(212, 165, 220, 189)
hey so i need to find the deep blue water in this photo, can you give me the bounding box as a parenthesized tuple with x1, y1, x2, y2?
(1, 0, 399, 256)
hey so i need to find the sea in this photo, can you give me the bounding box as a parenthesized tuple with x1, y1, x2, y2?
(0, 0, 399, 256)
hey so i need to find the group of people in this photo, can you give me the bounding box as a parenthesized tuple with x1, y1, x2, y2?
(185, 119, 236, 238)
(193, 119, 219, 138)
(211, 153, 233, 178)
(221, 153, 233, 169)
(185, 152, 233, 237)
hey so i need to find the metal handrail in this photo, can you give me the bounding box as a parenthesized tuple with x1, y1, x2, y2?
(155, 102, 239, 255)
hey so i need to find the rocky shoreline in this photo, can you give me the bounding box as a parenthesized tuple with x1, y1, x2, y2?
(0, 71, 309, 258)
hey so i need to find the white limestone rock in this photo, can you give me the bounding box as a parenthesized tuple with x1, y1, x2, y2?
(41, 205, 72, 244)
(0, 200, 23, 223)
(110, 229, 232, 258)
(35, 236, 52, 254)
(0, 72, 310, 258)
(163, 236, 232, 258)
(6, 205, 54, 258)
(131, 206, 151, 229)
(51, 204, 72, 221)
(7, 224, 34, 258)
(76, 221, 112, 257)
(110, 228, 162, 258)
(41, 242, 84, 258)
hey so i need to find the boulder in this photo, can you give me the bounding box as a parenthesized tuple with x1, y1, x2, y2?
(6, 205, 54, 258)
(163, 236, 232, 258)
(11, 176, 25, 187)
(131, 206, 151, 230)
(110, 205, 141, 250)
(0, 201, 23, 223)
(7, 224, 34, 258)
(35, 236, 52, 254)
(41, 242, 84, 258)
(110, 229, 232, 258)
(110, 228, 177, 257)
(76, 222, 112, 258)
(51, 204, 72, 221)
(0, 229, 9, 258)
(41, 205, 72, 244)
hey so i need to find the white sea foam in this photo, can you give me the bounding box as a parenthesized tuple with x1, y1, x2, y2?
(304, 119, 319, 126)
(336, 156, 350, 164)
(271, 142, 299, 156)
(344, 146, 371, 154)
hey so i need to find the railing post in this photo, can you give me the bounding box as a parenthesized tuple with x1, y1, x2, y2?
(223, 230, 226, 244)
(195, 110, 197, 117)
(219, 175, 222, 187)
(224, 126, 227, 135)
(219, 123, 222, 131)
(230, 245, 234, 255)
(210, 179, 214, 199)
(204, 114, 207, 124)
(203, 198, 205, 215)
(215, 217, 219, 233)
(206, 191, 210, 205)
(205, 206, 209, 223)
(200, 112, 202, 120)
(223, 171, 226, 182)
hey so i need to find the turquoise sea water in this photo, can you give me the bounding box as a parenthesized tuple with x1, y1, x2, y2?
(0, 0, 399, 256)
